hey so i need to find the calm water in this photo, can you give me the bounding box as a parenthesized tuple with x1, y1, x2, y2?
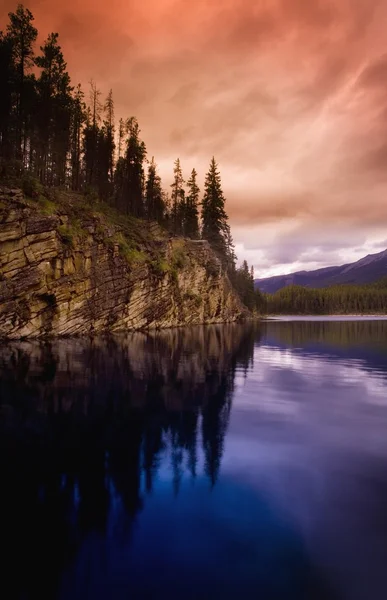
(1, 321, 387, 600)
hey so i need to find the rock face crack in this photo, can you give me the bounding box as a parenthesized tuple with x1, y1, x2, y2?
(0, 188, 245, 338)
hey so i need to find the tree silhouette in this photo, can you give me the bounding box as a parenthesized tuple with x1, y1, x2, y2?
(170, 157, 185, 234)
(201, 157, 235, 270)
(6, 4, 37, 164)
(145, 157, 165, 223)
(185, 168, 200, 238)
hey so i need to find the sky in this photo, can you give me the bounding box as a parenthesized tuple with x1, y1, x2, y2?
(2, 0, 387, 277)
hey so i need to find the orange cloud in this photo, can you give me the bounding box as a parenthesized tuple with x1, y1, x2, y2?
(1, 0, 387, 275)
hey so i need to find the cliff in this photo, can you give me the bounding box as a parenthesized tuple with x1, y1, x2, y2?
(0, 186, 245, 338)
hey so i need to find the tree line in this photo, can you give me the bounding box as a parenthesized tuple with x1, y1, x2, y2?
(259, 278, 387, 315)
(1, 4, 262, 286)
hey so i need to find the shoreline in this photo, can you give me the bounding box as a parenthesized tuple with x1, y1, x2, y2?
(263, 314, 387, 320)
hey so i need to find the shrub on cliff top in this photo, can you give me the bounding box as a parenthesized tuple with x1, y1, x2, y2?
(58, 225, 74, 247)
(22, 174, 43, 199)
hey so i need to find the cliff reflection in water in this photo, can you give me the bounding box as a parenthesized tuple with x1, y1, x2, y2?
(0, 325, 257, 599)
(3, 320, 387, 600)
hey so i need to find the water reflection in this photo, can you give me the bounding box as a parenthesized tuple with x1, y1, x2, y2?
(1, 321, 387, 599)
(264, 319, 387, 359)
(0, 325, 258, 599)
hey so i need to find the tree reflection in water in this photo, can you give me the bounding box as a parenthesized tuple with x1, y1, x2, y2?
(0, 325, 258, 599)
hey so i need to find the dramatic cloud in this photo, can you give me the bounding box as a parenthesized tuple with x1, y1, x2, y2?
(1, 0, 387, 276)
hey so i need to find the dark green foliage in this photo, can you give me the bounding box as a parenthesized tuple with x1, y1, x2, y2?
(170, 158, 185, 234)
(172, 243, 188, 269)
(70, 84, 86, 190)
(6, 4, 37, 163)
(83, 81, 102, 189)
(35, 32, 73, 185)
(115, 117, 146, 216)
(201, 157, 235, 271)
(0, 32, 15, 162)
(185, 168, 200, 239)
(0, 4, 254, 313)
(21, 172, 42, 197)
(104, 89, 115, 186)
(117, 117, 126, 160)
(150, 256, 170, 277)
(125, 117, 146, 217)
(57, 224, 73, 247)
(232, 261, 256, 311)
(145, 157, 165, 223)
(264, 279, 387, 315)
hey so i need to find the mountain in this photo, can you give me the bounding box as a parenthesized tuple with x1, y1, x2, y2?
(255, 249, 387, 293)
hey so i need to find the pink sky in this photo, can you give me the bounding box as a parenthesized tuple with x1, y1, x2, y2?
(2, 0, 387, 276)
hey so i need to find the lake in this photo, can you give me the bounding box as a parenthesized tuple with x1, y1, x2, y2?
(1, 320, 387, 600)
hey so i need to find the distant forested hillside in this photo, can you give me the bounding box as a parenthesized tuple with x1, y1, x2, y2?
(259, 278, 387, 315)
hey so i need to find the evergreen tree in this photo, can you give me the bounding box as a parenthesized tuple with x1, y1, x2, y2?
(261, 277, 387, 316)
(83, 80, 102, 188)
(201, 157, 234, 269)
(104, 89, 115, 185)
(117, 117, 126, 160)
(0, 7, 253, 309)
(232, 259, 256, 310)
(145, 157, 165, 223)
(115, 117, 146, 215)
(0, 32, 15, 165)
(170, 158, 185, 234)
(96, 125, 110, 198)
(6, 4, 37, 165)
(185, 168, 200, 238)
(126, 117, 146, 216)
(91, 90, 115, 199)
(224, 222, 236, 273)
(70, 84, 85, 190)
(35, 32, 73, 185)
(114, 155, 126, 209)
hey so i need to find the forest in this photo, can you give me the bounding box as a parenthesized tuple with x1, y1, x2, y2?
(260, 278, 387, 315)
(2, 5, 384, 317)
(0, 4, 258, 309)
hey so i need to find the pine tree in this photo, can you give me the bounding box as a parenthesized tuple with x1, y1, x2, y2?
(145, 157, 165, 223)
(185, 168, 200, 238)
(116, 117, 146, 216)
(225, 224, 236, 273)
(117, 117, 126, 160)
(232, 260, 256, 310)
(104, 89, 115, 185)
(6, 4, 37, 166)
(126, 117, 146, 216)
(70, 84, 85, 190)
(96, 125, 110, 198)
(114, 155, 126, 210)
(201, 157, 234, 269)
(35, 32, 73, 185)
(83, 80, 102, 188)
(0, 32, 15, 165)
(90, 89, 115, 199)
(170, 158, 185, 234)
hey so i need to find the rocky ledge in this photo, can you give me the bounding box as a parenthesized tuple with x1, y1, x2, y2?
(0, 187, 246, 338)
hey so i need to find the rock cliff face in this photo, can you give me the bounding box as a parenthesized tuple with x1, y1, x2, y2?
(0, 187, 245, 338)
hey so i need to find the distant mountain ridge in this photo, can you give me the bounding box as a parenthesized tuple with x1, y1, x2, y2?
(255, 249, 387, 294)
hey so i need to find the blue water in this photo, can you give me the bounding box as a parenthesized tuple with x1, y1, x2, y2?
(1, 321, 387, 599)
